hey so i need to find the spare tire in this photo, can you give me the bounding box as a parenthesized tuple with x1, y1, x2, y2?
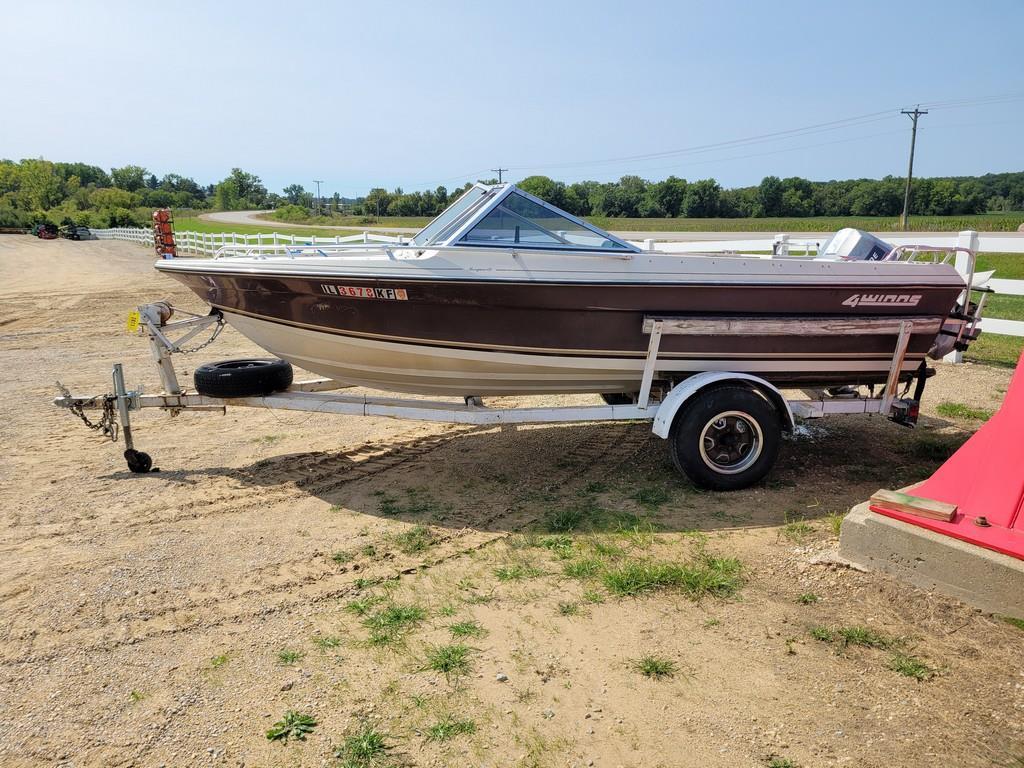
(194, 358, 293, 398)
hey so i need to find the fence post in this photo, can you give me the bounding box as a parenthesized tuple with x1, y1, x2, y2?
(944, 229, 980, 364)
(773, 233, 789, 256)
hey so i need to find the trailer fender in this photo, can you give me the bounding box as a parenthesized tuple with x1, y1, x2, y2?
(651, 373, 795, 439)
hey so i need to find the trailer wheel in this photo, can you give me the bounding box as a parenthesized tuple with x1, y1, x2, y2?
(668, 385, 781, 491)
(194, 358, 293, 398)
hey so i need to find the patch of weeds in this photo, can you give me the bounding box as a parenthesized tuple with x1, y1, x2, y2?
(539, 534, 574, 559)
(903, 434, 962, 462)
(329, 504, 345, 513)
(345, 594, 385, 616)
(837, 626, 893, 649)
(392, 524, 437, 555)
(331, 550, 353, 564)
(629, 485, 671, 508)
(601, 551, 742, 599)
(632, 654, 676, 679)
(353, 577, 378, 590)
(312, 635, 342, 650)
(377, 488, 444, 518)
(703, 617, 721, 629)
(781, 512, 814, 542)
(255, 433, 286, 445)
(936, 401, 993, 421)
(619, 523, 657, 549)
(796, 592, 820, 605)
(767, 758, 798, 768)
(825, 513, 844, 537)
(266, 710, 316, 742)
(557, 601, 581, 616)
(422, 643, 473, 682)
(277, 649, 304, 665)
(425, 715, 476, 742)
(1001, 615, 1024, 631)
(363, 604, 426, 647)
(590, 538, 625, 558)
(463, 592, 494, 605)
(581, 589, 605, 604)
(360, 544, 377, 557)
(438, 603, 457, 617)
(887, 652, 935, 681)
(563, 557, 603, 580)
(584, 480, 609, 493)
(543, 503, 587, 533)
(209, 653, 230, 669)
(448, 620, 487, 639)
(129, 690, 145, 703)
(495, 563, 542, 581)
(809, 625, 834, 642)
(334, 722, 390, 766)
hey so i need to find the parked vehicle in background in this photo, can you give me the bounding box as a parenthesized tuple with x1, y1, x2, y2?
(32, 223, 58, 239)
(59, 224, 94, 240)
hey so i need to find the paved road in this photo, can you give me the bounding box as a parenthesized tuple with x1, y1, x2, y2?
(200, 210, 1024, 243)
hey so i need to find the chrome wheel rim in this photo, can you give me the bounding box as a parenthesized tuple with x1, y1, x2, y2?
(698, 410, 763, 474)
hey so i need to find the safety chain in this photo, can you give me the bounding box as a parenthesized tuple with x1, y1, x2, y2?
(55, 382, 119, 443)
(174, 316, 226, 354)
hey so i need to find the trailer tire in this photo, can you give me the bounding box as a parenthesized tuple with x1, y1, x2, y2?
(194, 358, 293, 398)
(668, 385, 781, 491)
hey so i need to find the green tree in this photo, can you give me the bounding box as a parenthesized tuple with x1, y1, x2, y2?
(110, 165, 148, 192)
(283, 184, 306, 205)
(682, 178, 721, 217)
(757, 176, 784, 217)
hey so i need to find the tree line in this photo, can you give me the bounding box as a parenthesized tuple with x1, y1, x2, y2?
(2, 155, 1022, 230)
(351, 172, 1024, 220)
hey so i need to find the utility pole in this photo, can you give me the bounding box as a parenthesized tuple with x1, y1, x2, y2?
(313, 179, 323, 215)
(899, 106, 927, 231)
(490, 167, 508, 184)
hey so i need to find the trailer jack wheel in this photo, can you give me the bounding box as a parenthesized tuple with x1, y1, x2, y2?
(124, 449, 153, 474)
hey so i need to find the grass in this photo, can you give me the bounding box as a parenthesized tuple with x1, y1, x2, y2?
(825, 513, 844, 538)
(209, 653, 230, 669)
(557, 601, 581, 616)
(632, 654, 677, 679)
(392, 524, 437, 555)
(494, 563, 543, 581)
(563, 557, 604, 580)
(888, 652, 936, 681)
(344, 594, 385, 616)
(424, 715, 477, 742)
(796, 592, 820, 605)
(448, 620, 487, 639)
(376, 488, 444, 518)
(334, 723, 391, 767)
(129, 690, 145, 703)
(362, 604, 426, 647)
(935, 401, 995, 421)
(767, 759, 798, 768)
(964, 332, 1024, 368)
(265, 711, 317, 742)
(331, 550, 353, 564)
(1002, 616, 1024, 631)
(809, 625, 834, 642)
(629, 485, 671, 508)
(312, 635, 342, 650)
(781, 515, 815, 542)
(601, 552, 743, 599)
(837, 626, 894, 649)
(422, 643, 473, 682)
(277, 649, 304, 665)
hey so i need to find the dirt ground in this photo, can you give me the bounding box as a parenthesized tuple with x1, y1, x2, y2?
(0, 235, 1021, 768)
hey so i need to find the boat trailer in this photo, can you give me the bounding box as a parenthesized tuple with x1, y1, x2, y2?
(54, 302, 930, 487)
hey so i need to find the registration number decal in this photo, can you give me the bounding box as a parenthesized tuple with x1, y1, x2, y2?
(321, 284, 408, 300)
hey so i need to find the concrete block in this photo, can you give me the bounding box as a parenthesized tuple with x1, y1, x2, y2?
(839, 501, 1024, 617)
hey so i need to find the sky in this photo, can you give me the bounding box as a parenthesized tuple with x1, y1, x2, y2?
(1, 0, 1022, 198)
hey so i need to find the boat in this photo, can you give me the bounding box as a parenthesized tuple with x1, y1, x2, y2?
(155, 183, 979, 397)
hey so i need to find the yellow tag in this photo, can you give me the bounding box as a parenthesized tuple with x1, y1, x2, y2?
(126, 310, 141, 333)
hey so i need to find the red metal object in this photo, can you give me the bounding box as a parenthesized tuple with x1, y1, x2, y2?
(871, 351, 1024, 560)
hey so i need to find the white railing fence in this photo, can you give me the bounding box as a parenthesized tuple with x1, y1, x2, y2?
(90, 227, 1024, 344)
(89, 227, 403, 255)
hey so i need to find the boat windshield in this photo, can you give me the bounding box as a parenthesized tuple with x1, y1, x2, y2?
(412, 186, 491, 246)
(459, 191, 628, 250)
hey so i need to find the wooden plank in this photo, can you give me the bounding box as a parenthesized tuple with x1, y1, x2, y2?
(642, 316, 942, 337)
(870, 488, 957, 522)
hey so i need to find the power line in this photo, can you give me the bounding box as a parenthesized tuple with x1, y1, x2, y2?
(490, 167, 509, 183)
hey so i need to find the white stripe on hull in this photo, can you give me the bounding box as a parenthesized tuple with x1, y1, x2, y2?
(224, 312, 925, 397)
